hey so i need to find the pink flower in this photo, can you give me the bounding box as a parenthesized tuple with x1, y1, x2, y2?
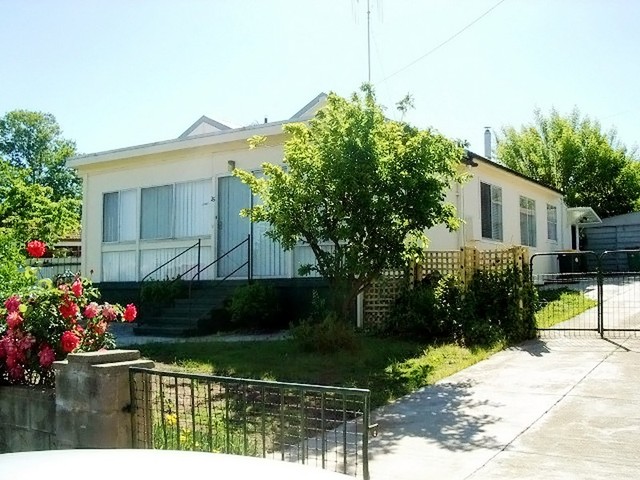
(6, 310, 23, 329)
(59, 300, 79, 320)
(38, 344, 56, 368)
(4, 295, 20, 313)
(71, 279, 83, 298)
(84, 302, 99, 319)
(60, 331, 80, 353)
(8, 363, 24, 381)
(26, 240, 47, 258)
(101, 303, 117, 322)
(123, 304, 137, 323)
(92, 321, 107, 335)
(0, 338, 5, 359)
(19, 333, 35, 351)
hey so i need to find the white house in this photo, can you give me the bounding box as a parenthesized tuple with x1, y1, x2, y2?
(67, 93, 592, 285)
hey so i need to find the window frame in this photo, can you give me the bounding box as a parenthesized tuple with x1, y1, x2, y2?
(547, 204, 558, 242)
(520, 196, 537, 247)
(480, 182, 503, 242)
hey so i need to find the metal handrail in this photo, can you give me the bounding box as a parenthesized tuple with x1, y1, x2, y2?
(138, 240, 202, 320)
(187, 234, 251, 301)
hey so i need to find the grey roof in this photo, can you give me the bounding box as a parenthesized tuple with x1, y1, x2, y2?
(178, 115, 231, 138)
(584, 211, 640, 227)
(289, 92, 328, 119)
(465, 150, 564, 195)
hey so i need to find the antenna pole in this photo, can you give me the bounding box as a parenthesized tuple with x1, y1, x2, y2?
(367, 0, 371, 83)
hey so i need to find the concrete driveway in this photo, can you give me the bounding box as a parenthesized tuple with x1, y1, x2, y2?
(368, 336, 640, 479)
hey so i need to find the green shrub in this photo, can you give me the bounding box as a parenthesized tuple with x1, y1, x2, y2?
(141, 278, 187, 307)
(386, 264, 537, 347)
(227, 282, 280, 330)
(290, 314, 359, 353)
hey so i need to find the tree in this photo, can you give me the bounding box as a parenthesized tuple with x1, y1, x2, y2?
(235, 86, 465, 320)
(497, 108, 640, 218)
(0, 110, 81, 202)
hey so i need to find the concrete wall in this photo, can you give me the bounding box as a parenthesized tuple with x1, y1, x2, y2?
(0, 386, 56, 452)
(0, 350, 154, 453)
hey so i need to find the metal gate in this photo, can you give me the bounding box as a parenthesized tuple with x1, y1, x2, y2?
(531, 250, 640, 336)
(129, 367, 371, 479)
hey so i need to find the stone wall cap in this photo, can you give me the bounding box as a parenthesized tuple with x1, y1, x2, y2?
(65, 350, 141, 365)
(92, 359, 155, 371)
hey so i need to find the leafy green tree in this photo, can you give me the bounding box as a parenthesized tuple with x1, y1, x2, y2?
(235, 86, 465, 320)
(497, 108, 640, 218)
(0, 161, 80, 245)
(0, 110, 80, 202)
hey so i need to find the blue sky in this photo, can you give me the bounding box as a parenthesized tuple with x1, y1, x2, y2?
(1, 0, 638, 157)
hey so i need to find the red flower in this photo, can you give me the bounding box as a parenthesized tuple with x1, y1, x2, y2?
(26, 240, 47, 258)
(123, 304, 137, 323)
(59, 300, 79, 320)
(84, 302, 99, 319)
(71, 279, 83, 298)
(4, 295, 20, 313)
(6, 311, 23, 329)
(60, 331, 80, 353)
(8, 363, 24, 381)
(38, 344, 56, 368)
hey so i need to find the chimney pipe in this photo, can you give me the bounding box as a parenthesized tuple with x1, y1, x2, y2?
(484, 127, 492, 159)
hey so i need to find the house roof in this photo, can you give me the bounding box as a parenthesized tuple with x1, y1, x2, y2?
(178, 115, 232, 138)
(465, 151, 564, 195)
(68, 93, 328, 169)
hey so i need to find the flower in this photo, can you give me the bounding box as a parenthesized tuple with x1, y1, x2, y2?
(71, 279, 83, 298)
(60, 330, 80, 353)
(38, 344, 56, 368)
(4, 295, 20, 313)
(92, 321, 107, 335)
(165, 413, 177, 426)
(101, 303, 117, 322)
(84, 302, 99, 319)
(26, 240, 47, 258)
(123, 304, 137, 323)
(6, 311, 23, 329)
(59, 300, 79, 320)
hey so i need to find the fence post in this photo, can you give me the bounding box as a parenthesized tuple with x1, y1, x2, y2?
(54, 350, 154, 449)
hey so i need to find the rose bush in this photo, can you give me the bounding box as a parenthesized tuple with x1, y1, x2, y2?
(0, 240, 137, 386)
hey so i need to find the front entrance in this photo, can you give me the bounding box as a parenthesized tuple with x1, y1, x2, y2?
(217, 175, 289, 278)
(532, 250, 640, 336)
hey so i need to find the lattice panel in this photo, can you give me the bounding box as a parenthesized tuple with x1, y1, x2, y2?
(362, 247, 530, 328)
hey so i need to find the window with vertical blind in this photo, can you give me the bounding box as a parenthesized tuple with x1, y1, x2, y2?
(480, 182, 503, 241)
(520, 196, 537, 247)
(140, 180, 211, 240)
(102, 190, 136, 242)
(547, 204, 558, 241)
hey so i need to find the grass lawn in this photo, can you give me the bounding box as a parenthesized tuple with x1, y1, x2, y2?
(138, 337, 503, 409)
(535, 288, 598, 329)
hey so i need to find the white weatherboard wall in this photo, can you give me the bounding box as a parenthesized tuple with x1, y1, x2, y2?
(426, 159, 571, 277)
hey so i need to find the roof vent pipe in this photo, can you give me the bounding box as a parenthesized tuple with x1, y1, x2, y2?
(484, 127, 492, 159)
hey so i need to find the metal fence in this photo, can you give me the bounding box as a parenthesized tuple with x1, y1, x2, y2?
(532, 250, 640, 337)
(129, 368, 371, 479)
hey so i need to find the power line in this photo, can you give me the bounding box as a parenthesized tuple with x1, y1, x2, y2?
(378, 0, 508, 84)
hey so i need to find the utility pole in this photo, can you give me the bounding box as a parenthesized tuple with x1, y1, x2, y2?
(367, 0, 371, 83)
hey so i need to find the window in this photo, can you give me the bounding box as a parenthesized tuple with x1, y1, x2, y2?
(102, 190, 136, 242)
(547, 204, 558, 241)
(140, 180, 211, 240)
(141, 185, 173, 240)
(520, 196, 537, 247)
(480, 182, 503, 241)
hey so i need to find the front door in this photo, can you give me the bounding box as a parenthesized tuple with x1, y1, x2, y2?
(217, 176, 251, 278)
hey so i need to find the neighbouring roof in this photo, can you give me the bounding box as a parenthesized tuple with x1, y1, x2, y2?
(289, 92, 328, 120)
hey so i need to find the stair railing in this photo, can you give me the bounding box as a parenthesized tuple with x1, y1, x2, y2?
(138, 239, 202, 323)
(186, 234, 252, 318)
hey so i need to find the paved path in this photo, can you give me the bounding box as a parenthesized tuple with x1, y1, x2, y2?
(368, 336, 640, 479)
